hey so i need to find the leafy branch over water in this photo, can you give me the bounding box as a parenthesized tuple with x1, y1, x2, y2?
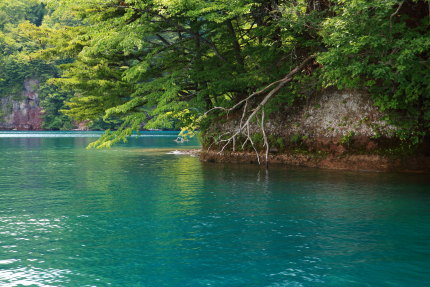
(1, 0, 429, 150)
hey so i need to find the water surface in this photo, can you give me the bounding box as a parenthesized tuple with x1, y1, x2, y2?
(0, 132, 429, 286)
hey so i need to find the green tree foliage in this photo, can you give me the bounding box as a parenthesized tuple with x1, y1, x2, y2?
(0, 0, 76, 129)
(0, 0, 44, 29)
(0, 0, 49, 95)
(36, 0, 327, 146)
(319, 0, 430, 143)
(7, 0, 430, 146)
(38, 84, 74, 130)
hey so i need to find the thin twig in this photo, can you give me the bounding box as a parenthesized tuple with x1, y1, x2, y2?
(205, 54, 316, 165)
(390, 0, 404, 35)
(261, 109, 269, 168)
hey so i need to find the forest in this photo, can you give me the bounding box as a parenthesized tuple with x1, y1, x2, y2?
(1, 0, 429, 148)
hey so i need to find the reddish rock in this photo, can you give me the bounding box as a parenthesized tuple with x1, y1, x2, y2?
(0, 79, 43, 130)
(334, 145, 347, 155)
(76, 120, 90, 131)
(366, 141, 378, 151)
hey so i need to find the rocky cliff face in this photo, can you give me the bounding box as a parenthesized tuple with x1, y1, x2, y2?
(201, 90, 430, 172)
(0, 79, 43, 130)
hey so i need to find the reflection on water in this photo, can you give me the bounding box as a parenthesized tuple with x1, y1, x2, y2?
(0, 133, 430, 286)
(0, 131, 182, 138)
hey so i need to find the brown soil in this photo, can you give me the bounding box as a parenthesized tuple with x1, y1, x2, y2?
(200, 150, 430, 173)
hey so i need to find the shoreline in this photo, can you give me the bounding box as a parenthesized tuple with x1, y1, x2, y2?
(199, 150, 430, 174)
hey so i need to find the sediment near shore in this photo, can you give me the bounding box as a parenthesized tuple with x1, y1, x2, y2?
(200, 90, 430, 173)
(199, 150, 430, 173)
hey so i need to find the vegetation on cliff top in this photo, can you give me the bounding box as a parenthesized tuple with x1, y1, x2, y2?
(0, 0, 74, 129)
(0, 0, 48, 96)
(1, 0, 429, 149)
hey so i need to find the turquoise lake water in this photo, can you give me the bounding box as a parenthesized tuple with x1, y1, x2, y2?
(0, 131, 430, 287)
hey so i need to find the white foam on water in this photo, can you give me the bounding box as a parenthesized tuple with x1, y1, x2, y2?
(166, 150, 186, 155)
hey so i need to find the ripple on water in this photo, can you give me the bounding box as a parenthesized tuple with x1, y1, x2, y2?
(1, 134, 430, 286)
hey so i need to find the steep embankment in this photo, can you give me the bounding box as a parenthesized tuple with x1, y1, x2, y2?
(0, 79, 43, 130)
(201, 90, 430, 173)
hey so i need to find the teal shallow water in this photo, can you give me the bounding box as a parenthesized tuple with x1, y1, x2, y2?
(0, 132, 429, 287)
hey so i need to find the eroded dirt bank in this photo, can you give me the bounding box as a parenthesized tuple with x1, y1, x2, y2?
(200, 150, 430, 173)
(200, 90, 430, 173)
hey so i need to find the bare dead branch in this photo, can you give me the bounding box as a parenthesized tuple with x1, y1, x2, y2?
(390, 0, 405, 34)
(261, 109, 269, 168)
(204, 54, 316, 165)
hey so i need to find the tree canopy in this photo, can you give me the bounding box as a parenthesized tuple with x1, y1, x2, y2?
(2, 0, 430, 145)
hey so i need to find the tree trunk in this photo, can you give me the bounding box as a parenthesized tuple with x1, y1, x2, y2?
(226, 19, 244, 68)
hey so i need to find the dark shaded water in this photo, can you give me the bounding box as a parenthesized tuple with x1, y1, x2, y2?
(0, 132, 429, 286)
